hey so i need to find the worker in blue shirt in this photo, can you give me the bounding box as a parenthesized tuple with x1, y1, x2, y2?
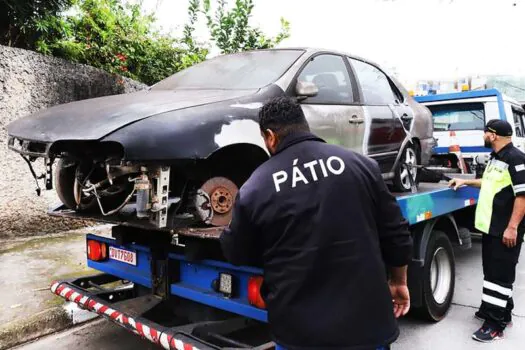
(220, 96, 413, 350)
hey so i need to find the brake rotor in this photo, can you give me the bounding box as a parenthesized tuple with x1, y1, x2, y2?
(195, 177, 239, 226)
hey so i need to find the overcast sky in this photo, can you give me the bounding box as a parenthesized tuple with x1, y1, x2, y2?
(140, 0, 525, 87)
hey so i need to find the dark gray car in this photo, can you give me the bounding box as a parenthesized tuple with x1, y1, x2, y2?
(7, 48, 435, 229)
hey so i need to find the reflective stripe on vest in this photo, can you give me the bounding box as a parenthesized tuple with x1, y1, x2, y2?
(475, 159, 513, 233)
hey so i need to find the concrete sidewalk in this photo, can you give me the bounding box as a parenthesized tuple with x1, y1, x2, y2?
(0, 225, 111, 349)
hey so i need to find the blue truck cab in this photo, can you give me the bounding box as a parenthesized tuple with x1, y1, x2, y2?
(415, 89, 525, 176)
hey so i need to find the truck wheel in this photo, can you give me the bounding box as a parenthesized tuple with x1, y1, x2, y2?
(417, 230, 455, 321)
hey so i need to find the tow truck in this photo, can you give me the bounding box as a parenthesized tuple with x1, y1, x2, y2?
(49, 171, 481, 350)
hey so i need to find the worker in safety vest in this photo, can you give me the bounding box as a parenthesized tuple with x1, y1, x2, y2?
(220, 96, 412, 350)
(449, 119, 525, 343)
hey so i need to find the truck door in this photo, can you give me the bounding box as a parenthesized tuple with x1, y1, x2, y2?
(346, 57, 405, 173)
(509, 104, 525, 153)
(294, 54, 365, 154)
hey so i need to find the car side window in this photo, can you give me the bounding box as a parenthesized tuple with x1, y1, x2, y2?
(296, 54, 354, 104)
(349, 58, 400, 105)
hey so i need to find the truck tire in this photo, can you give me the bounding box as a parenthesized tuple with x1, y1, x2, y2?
(416, 230, 455, 321)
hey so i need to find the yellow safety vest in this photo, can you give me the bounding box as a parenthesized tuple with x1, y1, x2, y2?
(475, 159, 513, 234)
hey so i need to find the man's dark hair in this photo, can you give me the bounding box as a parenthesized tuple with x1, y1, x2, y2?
(258, 96, 310, 137)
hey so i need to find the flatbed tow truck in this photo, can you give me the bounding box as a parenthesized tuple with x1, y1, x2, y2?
(49, 175, 481, 350)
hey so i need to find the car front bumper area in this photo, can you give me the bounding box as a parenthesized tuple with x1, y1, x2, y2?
(8, 135, 50, 158)
(51, 275, 215, 350)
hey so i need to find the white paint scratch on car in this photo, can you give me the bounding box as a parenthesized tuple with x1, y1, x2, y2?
(230, 102, 263, 110)
(214, 119, 269, 154)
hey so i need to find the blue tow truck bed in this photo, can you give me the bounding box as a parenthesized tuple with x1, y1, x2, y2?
(50, 182, 480, 349)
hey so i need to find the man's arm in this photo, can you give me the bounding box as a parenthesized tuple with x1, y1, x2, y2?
(503, 158, 525, 247)
(449, 178, 482, 190)
(373, 163, 413, 317)
(504, 197, 525, 248)
(219, 191, 259, 266)
(374, 167, 413, 267)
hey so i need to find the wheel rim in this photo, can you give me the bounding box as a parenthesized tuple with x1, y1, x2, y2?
(400, 147, 417, 189)
(430, 247, 452, 304)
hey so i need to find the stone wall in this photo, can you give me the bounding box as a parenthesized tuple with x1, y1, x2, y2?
(0, 45, 147, 238)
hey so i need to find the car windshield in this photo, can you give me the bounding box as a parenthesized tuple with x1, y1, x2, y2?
(151, 50, 305, 90)
(428, 102, 485, 131)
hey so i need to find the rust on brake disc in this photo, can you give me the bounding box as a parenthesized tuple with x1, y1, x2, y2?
(199, 177, 238, 226)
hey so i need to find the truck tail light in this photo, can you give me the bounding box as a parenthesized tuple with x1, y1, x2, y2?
(87, 240, 107, 261)
(247, 276, 266, 309)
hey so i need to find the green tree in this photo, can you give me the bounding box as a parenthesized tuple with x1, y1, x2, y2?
(201, 0, 290, 54)
(0, 0, 73, 48)
(34, 0, 209, 85)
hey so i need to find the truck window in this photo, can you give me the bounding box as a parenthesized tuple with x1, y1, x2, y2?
(512, 106, 525, 137)
(427, 102, 485, 131)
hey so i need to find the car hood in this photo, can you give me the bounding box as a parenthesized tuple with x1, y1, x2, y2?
(7, 89, 256, 142)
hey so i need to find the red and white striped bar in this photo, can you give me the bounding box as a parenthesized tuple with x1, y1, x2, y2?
(51, 281, 201, 350)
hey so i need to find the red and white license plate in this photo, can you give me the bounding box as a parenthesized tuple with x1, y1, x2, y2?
(109, 246, 137, 266)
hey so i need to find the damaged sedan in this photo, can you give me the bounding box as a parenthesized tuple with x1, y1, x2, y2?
(7, 48, 435, 230)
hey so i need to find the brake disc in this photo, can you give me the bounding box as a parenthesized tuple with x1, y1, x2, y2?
(194, 177, 238, 226)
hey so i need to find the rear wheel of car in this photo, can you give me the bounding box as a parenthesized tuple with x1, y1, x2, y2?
(55, 158, 131, 214)
(392, 142, 419, 192)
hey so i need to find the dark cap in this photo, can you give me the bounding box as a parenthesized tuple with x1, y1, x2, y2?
(484, 120, 513, 137)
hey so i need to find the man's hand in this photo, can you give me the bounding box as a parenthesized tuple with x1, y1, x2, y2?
(389, 282, 410, 318)
(503, 226, 518, 248)
(448, 178, 467, 191)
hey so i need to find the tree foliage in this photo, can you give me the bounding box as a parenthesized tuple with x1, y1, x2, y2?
(33, 0, 209, 85)
(201, 0, 290, 54)
(1, 0, 291, 85)
(0, 0, 73, 47)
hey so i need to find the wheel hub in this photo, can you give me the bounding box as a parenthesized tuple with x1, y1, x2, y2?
(195, 177, 238, 226)
(430, 247, 452, 304)
(401, 147, 418, 189)
(211, 186, 234, 214)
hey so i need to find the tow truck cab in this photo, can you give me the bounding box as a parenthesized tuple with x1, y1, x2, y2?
(415, 89, 525, 177)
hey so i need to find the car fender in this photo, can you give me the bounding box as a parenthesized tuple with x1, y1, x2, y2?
(101, 87, 282, 161)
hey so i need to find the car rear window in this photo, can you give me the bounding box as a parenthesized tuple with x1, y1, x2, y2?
(427, 102, 485, 131)
(151, 50, 305, 90)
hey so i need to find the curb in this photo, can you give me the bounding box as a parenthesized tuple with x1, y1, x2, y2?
(0, 302, 98, 350)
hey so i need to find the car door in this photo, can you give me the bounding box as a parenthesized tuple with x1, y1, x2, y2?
(346, 58, 406, 173)
(291, 53, 365, 154)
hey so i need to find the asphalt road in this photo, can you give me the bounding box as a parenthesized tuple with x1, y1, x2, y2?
(14, 238, 525, 350)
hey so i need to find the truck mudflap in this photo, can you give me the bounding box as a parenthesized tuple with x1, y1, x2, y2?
(50, 275, 273, 350)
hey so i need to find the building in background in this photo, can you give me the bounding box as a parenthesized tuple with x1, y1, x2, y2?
(409, 75, 525, 104)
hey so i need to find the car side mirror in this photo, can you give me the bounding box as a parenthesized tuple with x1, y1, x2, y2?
(295, 81, 318, 100)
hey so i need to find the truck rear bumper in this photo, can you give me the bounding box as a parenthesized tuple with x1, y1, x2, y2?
(51, 275, 250, 350)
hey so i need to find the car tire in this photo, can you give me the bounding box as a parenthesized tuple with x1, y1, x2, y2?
(392, 142, 419, 192)
(415, 230, 455, 322)
(55, 158, 130, 213)
(55, 158, 97, 211)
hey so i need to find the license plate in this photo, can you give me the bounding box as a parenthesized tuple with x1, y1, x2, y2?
(109, 246, 137, 266)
